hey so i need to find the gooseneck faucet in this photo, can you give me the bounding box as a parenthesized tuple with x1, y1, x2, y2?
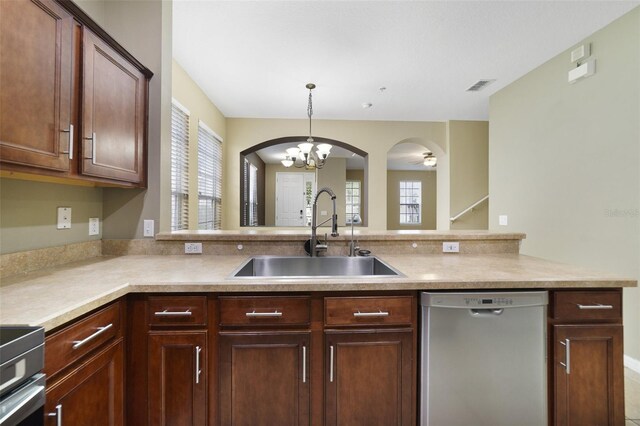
(310, 187, 339, 257)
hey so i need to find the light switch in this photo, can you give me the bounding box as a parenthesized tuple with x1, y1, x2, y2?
(57, 207, 71, 229)
(143, 220, 155, 237)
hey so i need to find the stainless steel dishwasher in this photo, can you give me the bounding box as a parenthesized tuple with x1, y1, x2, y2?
(420, 291, 548, 426)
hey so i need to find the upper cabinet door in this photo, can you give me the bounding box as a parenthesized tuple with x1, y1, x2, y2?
(0, 0, 74, 171)
(81, 28, 146, 184)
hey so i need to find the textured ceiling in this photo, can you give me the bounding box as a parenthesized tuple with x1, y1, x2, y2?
(173, 1, 638, 122)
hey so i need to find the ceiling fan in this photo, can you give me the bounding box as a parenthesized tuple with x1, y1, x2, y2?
(409, 151, 437, 167)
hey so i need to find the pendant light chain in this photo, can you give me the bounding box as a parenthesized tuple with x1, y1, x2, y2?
(307, 88, 314, 142)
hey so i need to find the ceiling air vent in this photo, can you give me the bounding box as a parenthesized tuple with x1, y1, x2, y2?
(466, 79, 496, 92)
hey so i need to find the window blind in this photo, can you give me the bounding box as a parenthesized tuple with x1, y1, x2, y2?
(171, 101, 189, 231)
(198, 121, 222, 230)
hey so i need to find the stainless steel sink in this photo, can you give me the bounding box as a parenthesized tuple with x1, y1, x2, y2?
(229, 256, 404, 278)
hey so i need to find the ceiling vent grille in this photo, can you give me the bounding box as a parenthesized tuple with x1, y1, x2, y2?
(466, 79, 496, 92)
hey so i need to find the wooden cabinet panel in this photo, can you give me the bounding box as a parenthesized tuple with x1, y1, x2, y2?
(219, 331, 310, 425)
(0, 0, 74, 171)
(45, 301, 121, 378)
(554, 324, 624, 426)
(325, 330, 413, 426)
(148, 295, 208, 327)
(148, 331, 207, 426)
(324, 296, 412, 327)
(552, 290, 622, 321)
(45, 338, 124, 426)
(219, 296, 310, 327)
(81, 27, 146, 184)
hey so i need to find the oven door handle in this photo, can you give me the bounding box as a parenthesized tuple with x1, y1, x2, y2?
(0, 380, 45, 425)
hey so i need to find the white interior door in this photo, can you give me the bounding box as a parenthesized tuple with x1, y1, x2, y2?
(276, 172, 314, 226)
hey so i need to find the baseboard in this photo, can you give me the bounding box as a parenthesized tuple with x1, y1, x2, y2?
(624, 354, 640, 374)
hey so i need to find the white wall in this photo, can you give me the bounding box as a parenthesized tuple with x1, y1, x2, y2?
(489, 8, 640, 361)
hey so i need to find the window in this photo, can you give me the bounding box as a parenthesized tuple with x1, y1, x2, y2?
(345, 180, 361, 224)
(197, 121, 222, 230)
(170, 100, 189, 231)
(399, 181, 421, 224)
(249, 163, 258, 226)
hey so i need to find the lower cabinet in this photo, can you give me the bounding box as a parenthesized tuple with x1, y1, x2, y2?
(218, 332, 311, 425)
(45, 339, 124, 426)
(324, 330, 413, 426)
(148, 331, 208, 426)
(551, 289, 625, 426)
(553, 324, 624, 426)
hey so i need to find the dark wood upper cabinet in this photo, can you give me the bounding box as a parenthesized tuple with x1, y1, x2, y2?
(0, 0, 74, 171)
(0, 0, 150, 187)
(81, 27, 146, 185)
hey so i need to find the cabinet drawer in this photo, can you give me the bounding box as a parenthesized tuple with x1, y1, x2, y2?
(552, 290, 622, 321)
(219, 296, 310, 327)
(148, 296, 207, 327)
(45, 300, 121, 377)
(325, 296, 413, 327)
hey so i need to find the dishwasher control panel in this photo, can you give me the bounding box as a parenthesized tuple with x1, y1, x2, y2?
(464, 297, 513, 307)
(421, 291, 548, 309)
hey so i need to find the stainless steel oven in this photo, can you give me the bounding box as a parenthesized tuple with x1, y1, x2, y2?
(0, 327, 45, 426)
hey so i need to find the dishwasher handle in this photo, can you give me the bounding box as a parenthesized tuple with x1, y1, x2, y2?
(469, 308, 504, 317)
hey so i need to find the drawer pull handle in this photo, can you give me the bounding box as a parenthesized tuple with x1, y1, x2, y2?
(559, 339, 571, 374)
(72, 323, 113, 349)
(245, 310, 282, 317)
(353, 310, 389, 317)
(154, 309, 192, 317)
(576, 303, 613, 310)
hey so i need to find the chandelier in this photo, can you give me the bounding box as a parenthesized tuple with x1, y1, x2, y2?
(281, 83, 332, 169)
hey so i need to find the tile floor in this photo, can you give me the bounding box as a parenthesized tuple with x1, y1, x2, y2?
(626, 368, 640, 426)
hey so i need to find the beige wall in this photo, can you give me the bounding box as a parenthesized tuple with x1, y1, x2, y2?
(225, 118, 447, 230)
(489, 9, 640, 362)
(386, 171, 437, 230)
(0, 180, 103, 254)
(449, 120, 489, 230)
(172, 59, 227, 229)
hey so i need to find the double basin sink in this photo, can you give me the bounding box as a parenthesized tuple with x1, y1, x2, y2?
(230, 256, 404, 279)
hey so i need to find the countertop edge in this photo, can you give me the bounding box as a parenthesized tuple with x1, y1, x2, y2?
(33, 278, 636, 331)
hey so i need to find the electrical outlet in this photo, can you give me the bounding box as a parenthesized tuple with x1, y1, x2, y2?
(443, 242, 460, 253)
(57, 207, 71, 229)
(185, 242, 203, 254)
(89, 218, 99, 235)
(499, 215, 508, 226)
(143, 220, 154, 237)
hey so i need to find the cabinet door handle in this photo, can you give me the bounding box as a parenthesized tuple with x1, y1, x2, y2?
(154, 309, 192, 317)
(559, 339, 571, 374)
(195, 346, 202, 384)
(302, 345, 307, 384)
(84, 132, 96, 164)
(72, 323, 113, 349)
(47, 404, 62, 426)
(61, 124, 74, 160)
(329, 345, 334, 383)
(245, 310, 282, 317)
(576, 303, 613, 310)
(353, 310, 389, 317)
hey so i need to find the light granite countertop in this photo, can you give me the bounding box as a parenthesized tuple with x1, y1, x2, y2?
(0, 253, 635, 331)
